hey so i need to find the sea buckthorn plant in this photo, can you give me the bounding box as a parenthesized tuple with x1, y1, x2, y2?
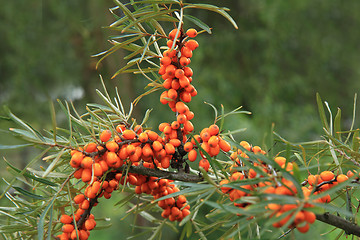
(1, 1, 360, 240)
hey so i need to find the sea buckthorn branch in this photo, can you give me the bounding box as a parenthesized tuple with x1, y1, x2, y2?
(315, 213, 360, 237)
(116, 164, 203, 183)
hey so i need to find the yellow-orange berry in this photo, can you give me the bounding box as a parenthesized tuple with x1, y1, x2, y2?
(186, 28, 197, 38)
(320, 171, 334, 181)
(100, 130, 112, 142)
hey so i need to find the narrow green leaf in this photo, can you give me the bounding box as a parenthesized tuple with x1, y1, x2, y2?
(184, 15, 212, 34)
(42, 148, 65, 178)
(38, 197, 57, 240)
(316, 93, 330, 131)
(183, 4, 238, 29)
(3, 158, 58, 186)
(334, 107, 341, 140)
(352, 129, 360, 152)
(0, 143, 32, 150)
(13, 187, 46, 200)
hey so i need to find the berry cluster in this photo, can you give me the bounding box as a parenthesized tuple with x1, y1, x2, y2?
(218, 140, 354, 233)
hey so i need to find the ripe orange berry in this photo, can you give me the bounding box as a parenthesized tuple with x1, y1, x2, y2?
(177, 114, 187, 124)
(138, 132, 149, 143)
(297, 223, 310, 233)
(208, 136, 220, 148)
(185, 110, 194, 120)
(62, 224, 74, 233)
(168, 88, 178, 100)
(105, 141, 119, 152)
(303, 210, 316, 224)
(183, 142, 193, 152)
(219, 138, 231, 152)
(179, 57, 190, 66)
(186, 28, 197, 38)
(199, 158, 210, 172)
(183, 120, 194, 132)
(70, 152, 83, 168)
(122, 129, 136, 140)
(74, 194, 85, 204)
(100, 130, 112, 142)
(175, 102, 189, 114)
(175, 69, 185, 78)
(84, 142, 97, 153)
(93, 162, 103, 176)
(147, 131, 159, 141)
(208, 124, 219, 136)
(81, 157, 93, 169)
(152, 141, 163, 152)
(165, 143, 175, 155)
(188, 149, 197, 162)
(160, 56, 171, 66)
(336, 174, 349, 183)
(320, 171, 334, 181)
(169, 29, 180, 40)
(60, 214, 72, 224)
(185, 39, 199, 50)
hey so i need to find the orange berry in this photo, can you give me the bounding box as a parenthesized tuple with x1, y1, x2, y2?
(81, 168, 92, 183)
(175, 102, 189, 114)
(347, 170, 356, 178)
(169, 29, 180, 40)
(186, 28, 197, 38)
(138, 132, 149, 143)
(84, 142, 97, 153)
(208, 136, 219, 148)
(81, 157, 93, 169)
(73, 168, 83, 179)
(199, 158, 210, 172)
(122, 129, 136, 140)
(274, 157, 286, 166)
(168, 88, 178, 100)
(62, 224, 74, 233)
(70, 152, 83, 168)
(185, 39, 199, 50)
(177, 114, 187, 124)
(183, 142, 193, 152)
(165, 143, 175, 155)
(219, 138, 231, 152)
(179, 57, 190, 66)
(105, 141, 119, 152)
(181, 46, 193, 58)
(188, 149, 197, 162)
(74, 194, 85, 204)
(183, 120, 194, 132)
(336, 174, 349, 183)
(161, 157, 170, 169)
(297, 223, 310, 233)
(179, 76, 190, 88)
(160, 91, 169, 104)
(60, 214, 72, 224)
(100, 130, 112, 142)
(152, 141, 163, 152)
(160, 56, 171, 66)
(93, 162, 103, 176)
(304, 210, 316, 224)
(320, 171, 334, 181)
(147, 131, 159, 141)
(208, 124, 219, 136)
(175, 69, 185, 78)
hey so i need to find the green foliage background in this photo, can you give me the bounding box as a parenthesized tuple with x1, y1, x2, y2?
(0, 0, 359, 239)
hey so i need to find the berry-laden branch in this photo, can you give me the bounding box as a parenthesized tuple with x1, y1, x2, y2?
(117, 164, 203, 183)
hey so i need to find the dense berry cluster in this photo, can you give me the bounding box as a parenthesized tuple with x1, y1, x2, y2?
(219, 141, 353, 233)
(56, 28, 234, 239)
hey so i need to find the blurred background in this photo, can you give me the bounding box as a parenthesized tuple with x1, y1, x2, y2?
(0, 0, 359, 239)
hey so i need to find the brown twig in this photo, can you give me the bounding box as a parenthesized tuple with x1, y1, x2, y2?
(116, 164, 203, 183)
(316, 212, 360, 237)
